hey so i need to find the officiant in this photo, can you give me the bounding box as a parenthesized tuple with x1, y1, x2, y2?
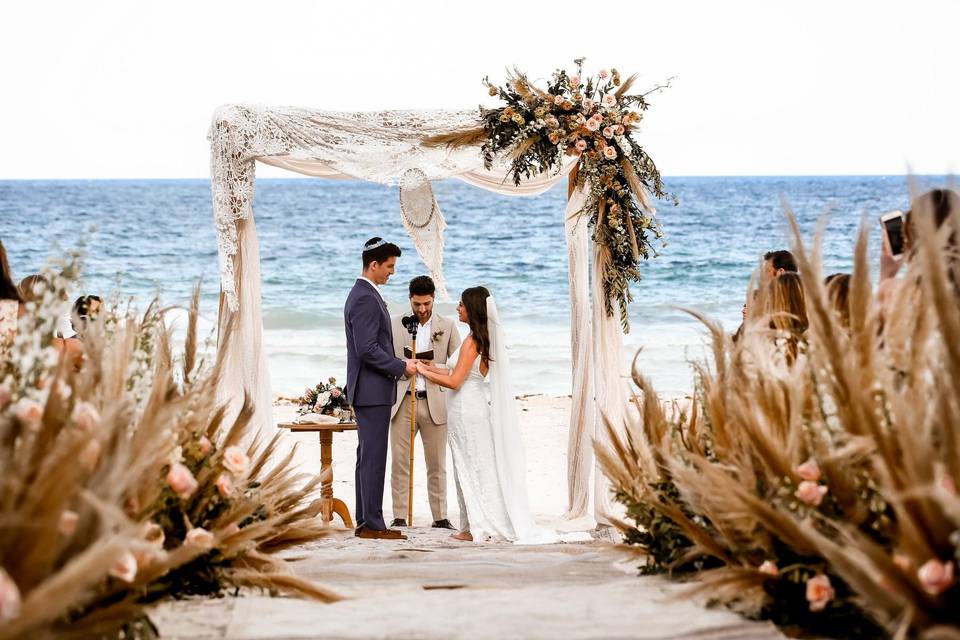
(389, 275, 461, 529)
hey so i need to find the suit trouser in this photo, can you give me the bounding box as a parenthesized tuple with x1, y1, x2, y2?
(391, 393, 448, 521)
(354, 404, 392, 531)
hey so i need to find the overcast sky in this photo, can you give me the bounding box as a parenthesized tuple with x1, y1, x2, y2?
(1, 0, 958, 178)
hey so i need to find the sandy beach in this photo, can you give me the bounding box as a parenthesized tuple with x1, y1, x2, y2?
(149, 396, 782, 640)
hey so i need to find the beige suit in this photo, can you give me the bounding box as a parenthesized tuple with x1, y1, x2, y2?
(389, 313, 461, 522)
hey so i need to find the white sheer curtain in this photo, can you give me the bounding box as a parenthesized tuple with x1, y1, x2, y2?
(210, 104, 631, 523)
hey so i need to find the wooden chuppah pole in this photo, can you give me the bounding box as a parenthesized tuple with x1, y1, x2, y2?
(407, 331, 417, 526)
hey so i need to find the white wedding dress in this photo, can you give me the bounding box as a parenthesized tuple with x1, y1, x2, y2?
(445, 297, 562, 544)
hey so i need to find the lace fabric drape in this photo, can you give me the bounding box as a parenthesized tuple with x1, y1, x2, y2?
(209, 104, 629, 523)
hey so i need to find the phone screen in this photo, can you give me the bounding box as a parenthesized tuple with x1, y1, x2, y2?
(884, 215, 905, 256)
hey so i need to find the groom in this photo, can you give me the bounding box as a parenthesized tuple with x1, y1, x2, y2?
(344, 237, 417, 540)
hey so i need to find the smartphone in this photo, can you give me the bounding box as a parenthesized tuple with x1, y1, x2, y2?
(880, 210, 905, 257)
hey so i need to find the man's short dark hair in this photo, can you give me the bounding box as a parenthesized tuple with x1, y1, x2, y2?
(409, 275, 435, 298)
(362, 237, 401, 268)
(763, 250, 798, 273)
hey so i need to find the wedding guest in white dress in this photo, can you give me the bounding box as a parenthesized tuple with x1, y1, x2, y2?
(416, 287, 558, 544)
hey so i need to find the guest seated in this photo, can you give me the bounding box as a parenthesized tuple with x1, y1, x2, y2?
(53, 294, 102, 369)
(824, 273, 851, 330)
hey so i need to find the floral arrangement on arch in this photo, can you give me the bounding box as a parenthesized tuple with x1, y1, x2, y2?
(424, 59, 675, 331)
(298, 378, 350, 418)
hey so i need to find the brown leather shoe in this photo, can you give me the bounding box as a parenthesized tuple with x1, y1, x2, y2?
(355, 526, 407, 540)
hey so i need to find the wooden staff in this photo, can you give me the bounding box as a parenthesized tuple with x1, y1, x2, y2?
(407, 333, 417, 526)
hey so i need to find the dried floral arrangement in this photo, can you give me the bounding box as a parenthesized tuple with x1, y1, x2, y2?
(599, 200, 959, 639)
(424, 59, 675, 331)
(0, 255, 337, 640)
(297, 378, 349, 419)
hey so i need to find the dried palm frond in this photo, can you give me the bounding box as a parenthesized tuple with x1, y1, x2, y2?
(421, 126, 487, 149)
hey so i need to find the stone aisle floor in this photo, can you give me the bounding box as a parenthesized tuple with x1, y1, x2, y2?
(150, 527, 785, 640)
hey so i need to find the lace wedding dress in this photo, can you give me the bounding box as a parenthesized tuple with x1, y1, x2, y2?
(446, 298, 566, 545)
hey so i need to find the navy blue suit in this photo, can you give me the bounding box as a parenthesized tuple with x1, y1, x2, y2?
(344, 278, 407, 530)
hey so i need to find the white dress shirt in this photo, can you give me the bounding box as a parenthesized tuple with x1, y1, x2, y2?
(414, 316, 432, 392)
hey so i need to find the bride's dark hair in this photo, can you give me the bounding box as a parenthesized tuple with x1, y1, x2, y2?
(461, 286, 493, 367)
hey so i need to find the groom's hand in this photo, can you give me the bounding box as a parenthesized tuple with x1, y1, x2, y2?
(404, 359, 419, 376)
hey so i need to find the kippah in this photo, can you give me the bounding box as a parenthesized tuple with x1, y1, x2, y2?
(363, 239, 387, 251)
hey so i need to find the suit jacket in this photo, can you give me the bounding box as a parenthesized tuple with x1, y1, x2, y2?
(390, 312, 462, 425)
(344, 279, 407, 407)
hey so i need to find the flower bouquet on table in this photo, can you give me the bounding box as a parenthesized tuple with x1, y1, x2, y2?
(297, 378, 352, 423)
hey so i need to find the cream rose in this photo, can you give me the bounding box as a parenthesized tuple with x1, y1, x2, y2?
(569, 74, 580, 88)
(585, 119, 600, 132)
(795, 480, 828, 506)
(795, 458, 821, 482)
(603, 146, 618, 160)
(109, 550, 138, 583)
(599, 69, 609, 79)
(806, 573, 834, 611)
(0, 568, 21, 623)
(602, 94, 617, 108)
(58, 510, 79, 536)
(575, 139, 588, 152)
(215, 473, 234, 498)
(602, 126, 614, 139)
(554, 94, 564, 105)
(222, 446, 250, 476)
(166, 463, 198, 499)
(71, 402, 100, 432)
(185, 527, 216, 550)
(918, 559, 955, 595)
(615, 124, 625, 136)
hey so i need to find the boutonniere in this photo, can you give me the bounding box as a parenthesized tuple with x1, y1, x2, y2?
(431, 329, 444, 343)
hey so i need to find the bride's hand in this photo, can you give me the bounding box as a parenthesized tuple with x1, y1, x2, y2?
(416, 362, 430, 375)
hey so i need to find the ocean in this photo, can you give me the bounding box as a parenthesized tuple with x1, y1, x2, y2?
(0, 176, 947, 397)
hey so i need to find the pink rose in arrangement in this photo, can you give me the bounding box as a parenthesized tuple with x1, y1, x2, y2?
(545, 116, 559, 129)
(918, 559, 955, 595)
(585, 119, 601, 132)
(759, 560, 779, 577)
(806, 574, 835, 611)
(603, 146, 618, 160)
(0, 568, 21, 624)
(575, 139, 588, 152)
(0, 386, 11, 409)
(554, 94, 564, 105)
(569, 74, 580, 88)
(795, 458, 821, 482)
(615, 124, 625, 135)
(795, 480, 828, 506)
(599, 69, 610, 79)
(330, 388, 342, 399)
(198, 435, 213, 456)
(166, 463, 198, 499)
(602, 94, 617, 108)
(58, 510, 79, 536)
(13, 398, 43, 426)
(222, 445, 250, 476)
(215, 473, 234, 498)
(109, 550, 138, 583)
(186, 527, 216, 550)
(70, 402, 100, 432)
(79, 439, 102, 471)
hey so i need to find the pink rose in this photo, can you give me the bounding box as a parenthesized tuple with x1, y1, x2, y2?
(585, 119, 600, 132)
(215, 473, 234, 498)
(575, 139, 588, 152)
(795, 480, 828, 506)
(79, 439, 102, 471)
(185, 527, 215, 550)
(602, 94, 617, 108)
(109, 550, 138, 583)
(0, 567, 21, 623)
(198, 435, 213, 456)
(602, 126, 614, 139)
(806, 574, 835, 611)
(166, 463, 198, 499)
(603, 146, 617, 160)
(795, 459, 821, 482)
(0, 386, 10, 409)
(545, 116, 560, 129)
(599, 69, 610, 79)
(13, 398, 43, 426)
(615, 124, 625, 136)
(330, 388, 342, 399)
(918, 559, 955, 595)
(554, 94, 564, 105)
(569, 74, 580, 88)
(759, 560, 779, 576)
(71, 402, 100, 432)
(222, 445, 249, 476)
(58, 510, 79, 536)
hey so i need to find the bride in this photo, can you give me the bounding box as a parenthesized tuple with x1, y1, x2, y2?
(416, 286, 557, 544)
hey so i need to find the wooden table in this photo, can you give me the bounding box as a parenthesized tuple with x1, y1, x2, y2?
(278, 421, 357, 528)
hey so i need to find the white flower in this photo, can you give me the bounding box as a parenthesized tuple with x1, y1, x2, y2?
(599, 69, 610, 79)
(602, 94, 617, 108)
